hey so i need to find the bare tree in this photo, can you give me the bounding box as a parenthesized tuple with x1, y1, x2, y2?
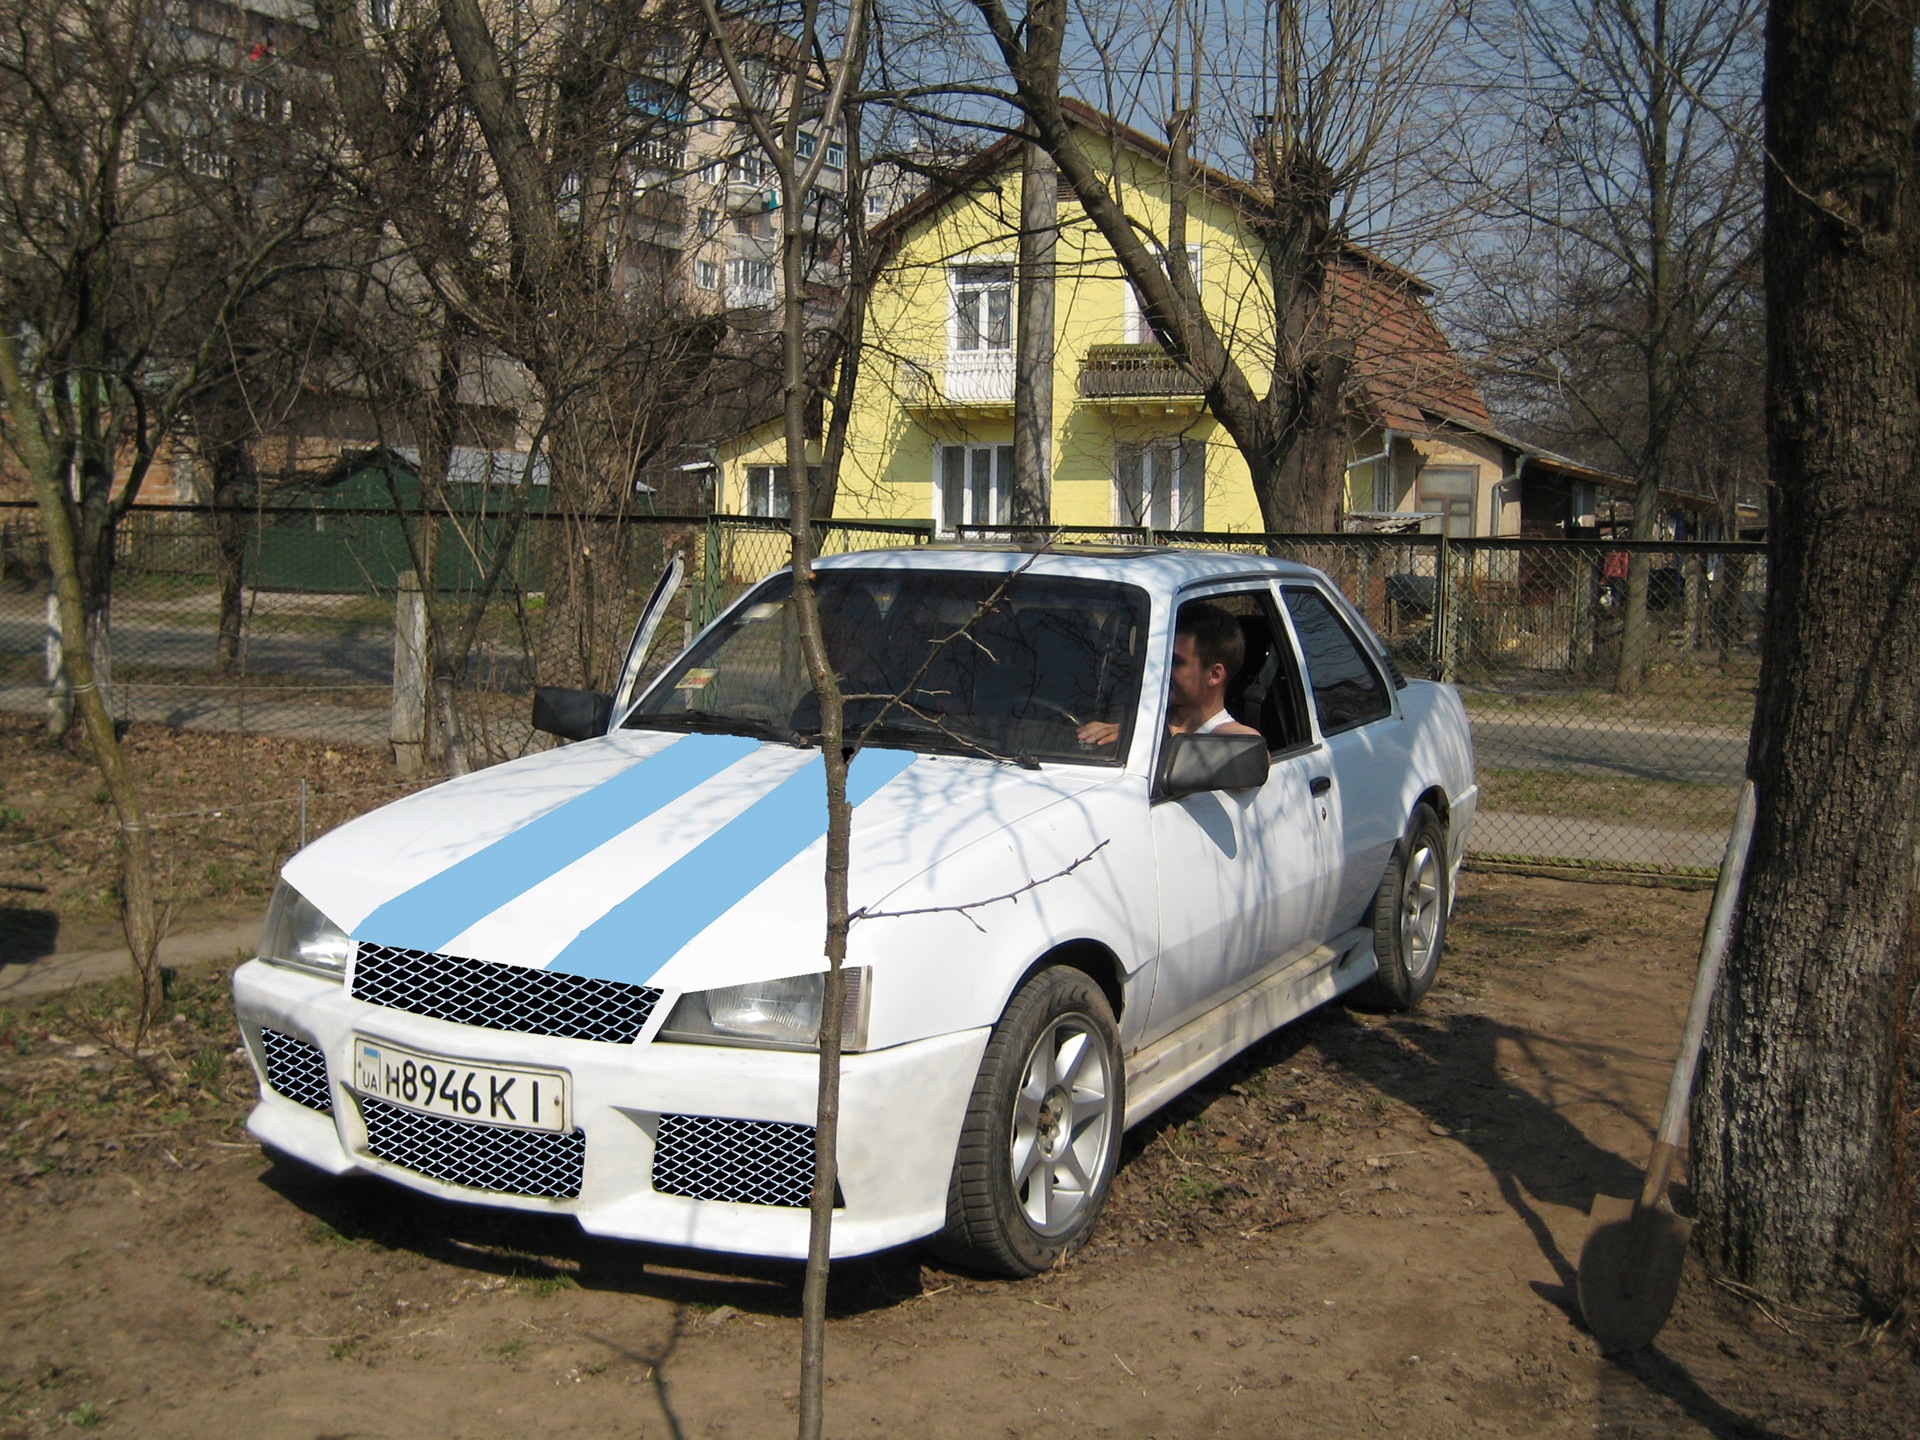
(969, 0, 1467, 531)
(312, 0, 730, 691)
(1691, 0, 1920, 1314)
(1454, 0, 1763, 692)
(0, 0, 327, 1040)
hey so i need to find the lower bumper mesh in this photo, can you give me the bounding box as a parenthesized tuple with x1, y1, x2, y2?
(260, 1028, 332, 1113)
(651, 1113, 817, 1208)
(359, 1096, 585, 1199)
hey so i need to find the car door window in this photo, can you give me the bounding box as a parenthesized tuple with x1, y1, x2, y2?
(1282, 587, 1391, 735)
(1174, 590, 1311, 750)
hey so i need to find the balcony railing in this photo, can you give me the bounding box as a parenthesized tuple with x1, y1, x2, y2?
(897, 350, 1015, 406)
(1078, 343, 1206, 399)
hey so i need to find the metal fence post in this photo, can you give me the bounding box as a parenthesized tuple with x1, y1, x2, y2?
(1432, 531, 1453, 681)
(699, 514, 723, 628)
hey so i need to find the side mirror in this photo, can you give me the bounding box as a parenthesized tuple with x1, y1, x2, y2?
(1157, 732, 1270, 799)
(532, 686, 613, 742)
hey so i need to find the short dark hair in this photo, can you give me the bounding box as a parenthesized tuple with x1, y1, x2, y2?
(1176, 601, 1244, 676)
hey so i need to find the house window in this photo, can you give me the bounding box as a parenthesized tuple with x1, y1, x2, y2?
(796, 130, 817, 159)
(697, 208, 719, 237)
(936, 444, 1014, 534)
(367, 0, 394, 30)
(1116, 440, 1203, 531)
(825, 138, 845, 169)
(695, 258, 719, 290)
(700, 158, 725, 185)
(865, 189, 888, 218)
(1123, 246, 1202, 344)
(744, 465, 822, 517)
(1417, 466, 1477, 537)
(727, 257, 775, 306)
(950, 264, 1012, 353)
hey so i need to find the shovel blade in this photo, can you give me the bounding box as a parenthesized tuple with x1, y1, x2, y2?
(1576, 1199, 1694, 1353)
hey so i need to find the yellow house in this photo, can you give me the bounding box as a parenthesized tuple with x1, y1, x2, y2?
(719, 105, 1598, 539)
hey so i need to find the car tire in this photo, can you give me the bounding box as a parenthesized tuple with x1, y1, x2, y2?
(1356, 803, 1448, 1011)
(936, 966, 1123, 1278)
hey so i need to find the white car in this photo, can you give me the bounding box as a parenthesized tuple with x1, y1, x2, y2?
(233, 546, 1476, 1276)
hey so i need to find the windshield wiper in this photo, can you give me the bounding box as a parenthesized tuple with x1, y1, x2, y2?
(859, 717, 1043, 769)
(628, 710, 811, 747)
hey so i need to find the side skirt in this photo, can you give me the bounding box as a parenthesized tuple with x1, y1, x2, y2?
(1121, 926, 1375, 1130)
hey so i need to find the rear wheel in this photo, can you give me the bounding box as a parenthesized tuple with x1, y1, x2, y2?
(1357, 803, 1447, 1010)
(937, 967, 1122, 1277)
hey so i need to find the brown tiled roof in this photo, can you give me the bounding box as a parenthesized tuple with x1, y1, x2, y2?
(1329, 259, 1490, 433)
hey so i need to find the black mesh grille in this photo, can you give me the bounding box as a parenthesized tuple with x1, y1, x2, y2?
(359, 1096, 585, 1199)
(350, 945, 661, 1044)
(260, 1028, 331, 1112)
(651, 1114, 818, 1208)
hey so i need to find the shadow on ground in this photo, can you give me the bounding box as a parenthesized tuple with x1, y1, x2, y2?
(259, 1152, 930, 1321)
(0, 904, 59, 967)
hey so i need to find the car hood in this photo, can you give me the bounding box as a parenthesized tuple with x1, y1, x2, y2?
(285, 730, 1118, 992)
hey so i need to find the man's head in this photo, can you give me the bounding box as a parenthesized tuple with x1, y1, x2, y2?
(1170, 601, 1245, 714)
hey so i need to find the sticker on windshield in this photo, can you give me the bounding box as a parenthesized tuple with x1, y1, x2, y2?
(741, 602, 783, 623)
(676, 668, 717, 690)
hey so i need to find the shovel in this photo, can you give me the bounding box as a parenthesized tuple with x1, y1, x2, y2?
(1575, 779, 1757, 1354)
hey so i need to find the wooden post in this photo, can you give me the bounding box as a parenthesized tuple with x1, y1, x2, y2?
(391, 570, 427, 775)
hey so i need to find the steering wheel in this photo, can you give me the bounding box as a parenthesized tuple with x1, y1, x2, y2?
(1010, 696, 1081, 725)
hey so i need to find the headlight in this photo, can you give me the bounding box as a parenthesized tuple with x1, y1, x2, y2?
(657, 967, 870, 1052)
(258, 880, 354, 981)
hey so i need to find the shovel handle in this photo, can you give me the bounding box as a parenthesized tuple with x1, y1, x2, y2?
(1640, 780, 1756, 1211)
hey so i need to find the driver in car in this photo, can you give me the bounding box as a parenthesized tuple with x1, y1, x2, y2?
(1076, 601, 1261, 748)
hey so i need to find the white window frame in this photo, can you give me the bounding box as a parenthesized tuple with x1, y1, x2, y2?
(694, 258, 719, 290)
(744, 464, 821, 517)
(934, 443, 1014, 536)
(1122, 245, 1203, 344)
(726, 256, 775, 307)
(1114, 439, 1204, 531)
(948, 262, 1014, 354)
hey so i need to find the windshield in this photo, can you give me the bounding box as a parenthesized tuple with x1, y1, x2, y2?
(628, 568, 1149, 764)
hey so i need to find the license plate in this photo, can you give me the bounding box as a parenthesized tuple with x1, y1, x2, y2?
(352, 1037, 569, 1133)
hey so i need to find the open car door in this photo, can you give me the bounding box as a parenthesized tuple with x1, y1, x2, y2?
(610, 551, 686, 724)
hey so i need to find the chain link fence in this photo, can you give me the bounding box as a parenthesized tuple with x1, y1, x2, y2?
(2, 503, 1764, 879)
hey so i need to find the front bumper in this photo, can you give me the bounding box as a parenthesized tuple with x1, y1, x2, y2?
(232, 958, 988, 1260)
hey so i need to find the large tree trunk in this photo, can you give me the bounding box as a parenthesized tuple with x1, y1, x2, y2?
(1011, 135, 1056, 526)
(1691, 0, 1920, 1311)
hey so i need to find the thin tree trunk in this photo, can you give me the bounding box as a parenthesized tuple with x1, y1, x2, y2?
(2, 333, 166, 1044)
(212, 439, 256, 675)
(1692, 0, 1920, 1311)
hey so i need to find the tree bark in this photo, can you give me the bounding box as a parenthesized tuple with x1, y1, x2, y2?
(210, 437, 257, 675)
(1012, 136, 1057, 526)
(1691, 0, 1920, 1311)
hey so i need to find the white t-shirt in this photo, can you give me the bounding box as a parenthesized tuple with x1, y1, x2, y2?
(1194, 708, 1236, 734)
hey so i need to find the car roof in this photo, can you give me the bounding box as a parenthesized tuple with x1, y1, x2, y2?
(810, 543, 1325, 592)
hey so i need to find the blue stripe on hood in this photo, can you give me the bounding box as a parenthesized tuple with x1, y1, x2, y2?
(544, 747, 920, 986)
(351, 733, 759, 953)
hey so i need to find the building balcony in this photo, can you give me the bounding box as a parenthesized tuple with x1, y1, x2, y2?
(898, 350, 1015, 409)
(1077, 344, 1207, 406)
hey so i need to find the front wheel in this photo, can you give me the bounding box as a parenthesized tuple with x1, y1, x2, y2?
(1356, 803, 1448, 1010)
(937, 967, 1122, 1277)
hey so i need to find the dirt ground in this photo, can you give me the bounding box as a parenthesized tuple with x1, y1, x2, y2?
(0, 713, 431, 966)
(3, 860, 1915, 1439)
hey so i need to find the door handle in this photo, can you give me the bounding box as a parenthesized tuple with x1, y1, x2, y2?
(1309, 775, 1332, 796)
